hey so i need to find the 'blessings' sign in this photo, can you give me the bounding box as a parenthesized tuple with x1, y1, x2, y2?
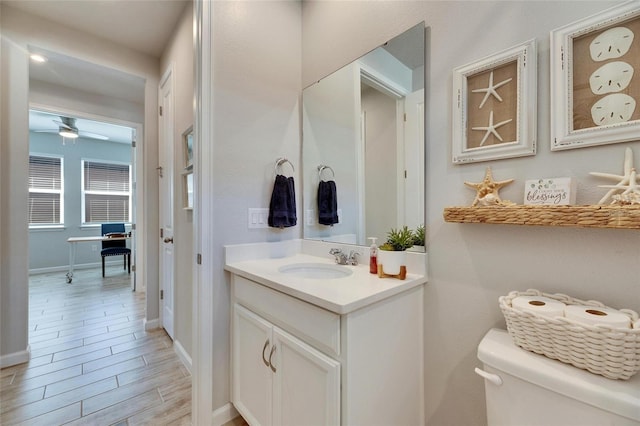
(524, 177, 576, 205)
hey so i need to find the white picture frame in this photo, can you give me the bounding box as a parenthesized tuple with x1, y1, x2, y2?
(550, 2, 640, 151)
(452, 39, 537, 164)
(183, 171, 194, 210)
(183, 125, 194, 169)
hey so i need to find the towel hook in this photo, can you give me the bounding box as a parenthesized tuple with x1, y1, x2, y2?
(317, 165, 335, 181)
(275, 157, 294, 176)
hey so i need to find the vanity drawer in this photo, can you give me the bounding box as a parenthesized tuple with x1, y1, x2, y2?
(233, 275, 340, 357)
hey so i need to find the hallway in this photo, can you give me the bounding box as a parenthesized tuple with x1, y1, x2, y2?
(0, 268, 191, 425)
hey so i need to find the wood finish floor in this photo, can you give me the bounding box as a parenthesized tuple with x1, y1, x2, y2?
(0, 267, 192, 425)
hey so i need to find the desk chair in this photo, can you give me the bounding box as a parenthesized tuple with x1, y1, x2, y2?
(101, 223, 131, 277)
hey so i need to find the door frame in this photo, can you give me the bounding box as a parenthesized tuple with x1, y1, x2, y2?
(357, 68, 409, 244)
(193, 0, 215, 422)
(28, 101, 144, 290)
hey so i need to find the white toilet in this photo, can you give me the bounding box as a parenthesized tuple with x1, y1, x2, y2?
(476, 328, 640, 426)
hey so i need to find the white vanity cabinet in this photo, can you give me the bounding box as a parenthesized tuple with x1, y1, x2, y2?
(233, 304, 340, 426)
(230, 272, 424, 426)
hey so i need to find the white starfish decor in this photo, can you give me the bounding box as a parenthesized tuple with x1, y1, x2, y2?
(471, 110, 513, 147)
(600, 168, 640, 205)
(472, 70, 513, 109)
(589, 147, 637, 204)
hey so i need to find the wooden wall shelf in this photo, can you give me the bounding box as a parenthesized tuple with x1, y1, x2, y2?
(443, 205, 640, 230)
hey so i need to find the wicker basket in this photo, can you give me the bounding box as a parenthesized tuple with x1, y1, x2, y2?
(499, 289, 640, 380)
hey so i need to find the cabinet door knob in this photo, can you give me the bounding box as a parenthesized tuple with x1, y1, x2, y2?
(262, 339, 270, 367)
(268, 345, 277, 373)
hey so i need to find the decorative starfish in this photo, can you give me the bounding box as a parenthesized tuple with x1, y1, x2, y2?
(589, 147, 636, 204)
(600, 168, 640, 205)
(464, 166, 514, 207)
(472, 70, 513, 109)
(471, 110, 513, 147)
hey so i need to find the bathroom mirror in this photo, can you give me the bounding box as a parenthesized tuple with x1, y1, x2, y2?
(302, 22, 425, 248)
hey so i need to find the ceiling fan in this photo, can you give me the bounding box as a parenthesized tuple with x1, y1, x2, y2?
(35, 116, 109, 141)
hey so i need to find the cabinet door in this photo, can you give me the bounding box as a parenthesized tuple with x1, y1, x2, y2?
(233, 304, 273, 426)
(272, 327, 340, 426)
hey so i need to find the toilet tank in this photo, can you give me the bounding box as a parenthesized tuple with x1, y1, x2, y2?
(477, 328, 640, 426)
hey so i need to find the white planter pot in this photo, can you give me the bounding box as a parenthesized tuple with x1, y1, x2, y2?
(377, 250, 406, 275)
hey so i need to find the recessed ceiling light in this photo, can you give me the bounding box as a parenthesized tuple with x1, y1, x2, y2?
(30, 54, 47, 63)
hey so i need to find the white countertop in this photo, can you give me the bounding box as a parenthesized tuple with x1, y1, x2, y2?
(225, 253, 427, 314)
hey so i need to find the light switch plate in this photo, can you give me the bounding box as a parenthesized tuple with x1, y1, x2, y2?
(248, 208, 269, 228)
(306, 209, 315, 226)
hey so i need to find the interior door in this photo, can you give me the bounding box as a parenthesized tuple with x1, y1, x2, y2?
(159, 68, 175, 339)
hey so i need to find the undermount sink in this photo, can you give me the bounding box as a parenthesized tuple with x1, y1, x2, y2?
(278, 262, 353, 279)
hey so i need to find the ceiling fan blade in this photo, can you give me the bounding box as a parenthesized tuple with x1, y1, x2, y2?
(78, 131, 109, 140)
(52, 119, 72, 129)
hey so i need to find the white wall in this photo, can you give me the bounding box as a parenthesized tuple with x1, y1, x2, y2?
(204, 0, 302, 412)
(303, 2, 639, 425)
(160, 2, 194, 360)
(30, 80, 144, 126)
(0, 4, 161, 364)
(0, 14, 31, 366)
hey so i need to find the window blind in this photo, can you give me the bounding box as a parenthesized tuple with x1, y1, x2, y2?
(29, 155, 62, 225)
(83, 161, 130, 223)
(84, 162, 130, 192)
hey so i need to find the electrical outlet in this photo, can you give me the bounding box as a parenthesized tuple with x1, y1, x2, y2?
(248, 208, 269, 228)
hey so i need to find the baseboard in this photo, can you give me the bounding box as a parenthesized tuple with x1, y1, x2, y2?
(143, 318, 159, 330)
(212, 403, 239, 426)
(173, 340, 192, 374)
(0, 345, 31, 368)
(29, 260, 121, 275)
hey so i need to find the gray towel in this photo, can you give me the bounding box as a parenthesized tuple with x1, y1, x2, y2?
(318, 180, 338, 225)
(268, 174, 296, 228)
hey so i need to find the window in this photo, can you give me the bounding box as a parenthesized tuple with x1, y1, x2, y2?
(29, 155, 63, 226)
(82, 160, 131, 223)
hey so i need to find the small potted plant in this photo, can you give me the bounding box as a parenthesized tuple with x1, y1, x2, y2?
(378, 225, 414, 275)
(408, 224, 425, 252)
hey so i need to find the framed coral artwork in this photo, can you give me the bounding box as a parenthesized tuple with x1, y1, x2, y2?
(551, 2, 640, 151)
(452, 39, 537, 164)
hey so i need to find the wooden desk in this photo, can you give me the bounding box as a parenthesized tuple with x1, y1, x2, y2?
(66, 235, 130, 283)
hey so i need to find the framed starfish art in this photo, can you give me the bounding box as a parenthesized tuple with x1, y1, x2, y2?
(550, 2, 640, 151)
(452, 39, 537, 164)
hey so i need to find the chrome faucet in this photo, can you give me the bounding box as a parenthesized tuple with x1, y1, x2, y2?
(329, 248, 359, 265)
(347, 250, 360, 265)
(329, 248, 347, 265)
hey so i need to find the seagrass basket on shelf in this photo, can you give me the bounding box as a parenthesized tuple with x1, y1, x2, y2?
(499, 289, 640, 380)
(443, 205, 640, 229)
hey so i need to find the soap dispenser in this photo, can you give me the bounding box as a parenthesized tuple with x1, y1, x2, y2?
(368, 237, 378, 274)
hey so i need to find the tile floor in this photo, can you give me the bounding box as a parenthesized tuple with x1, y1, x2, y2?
(0, 266, 191, 425)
